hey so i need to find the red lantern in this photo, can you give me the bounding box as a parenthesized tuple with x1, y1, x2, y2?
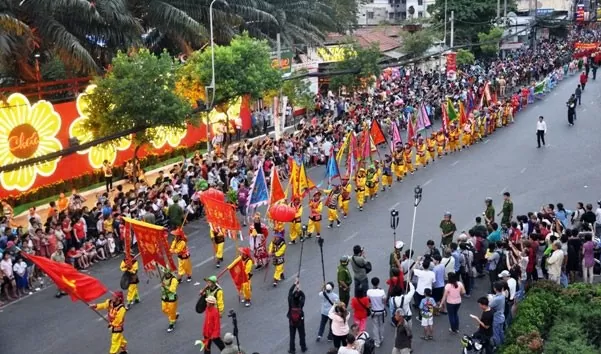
(268, 204, 296, 222)
(201, 188, 225, 201)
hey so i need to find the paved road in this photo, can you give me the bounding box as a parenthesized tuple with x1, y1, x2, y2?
(1, 74, 600, 354)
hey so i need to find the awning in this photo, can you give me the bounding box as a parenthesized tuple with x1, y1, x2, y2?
(500, 42, 524, 50)
(383, 50, 404, 59)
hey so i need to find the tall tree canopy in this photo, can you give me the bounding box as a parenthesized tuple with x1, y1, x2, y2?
(329, 42, 381, 94)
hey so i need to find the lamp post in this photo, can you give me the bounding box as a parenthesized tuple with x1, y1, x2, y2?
(390, 209, 399, 245)
(408, 185, 423, 262)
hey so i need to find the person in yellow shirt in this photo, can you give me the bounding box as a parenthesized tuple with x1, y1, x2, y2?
(160, 269, 179, 332)
(239, 247, 254, 307)
(381, 155, 393, 191)
(366, 165, 379, 200)
(436, 130, 446, 158)
(324, 185, 342, 228)
(392, 144, 406, 181)
(415, 137, 427, 169)
(426, 134, 436, 163)
(462, 121, 472, 149)
(201, 275, 225, 315)
(119, 256, 140, 309)
(56, 192, 69, 213)
(307, 191, 323, 238)
(289, 197, 303, 245)
(355, 168, 367, 211)
(169, 228, 192, 282)
(90, 291, 128, 354)
(340, 176, 352, 218)
(470, 116, 480, 143)
(210, 227, 226, 268)
(269, 234, 287, 287)
(403, 143, 414, 174)
(448, 123, 460, 152)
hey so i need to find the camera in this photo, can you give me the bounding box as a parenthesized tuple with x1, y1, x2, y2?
(228, 309, 236, 318)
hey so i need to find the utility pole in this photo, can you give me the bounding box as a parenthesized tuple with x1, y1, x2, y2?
(450, 11, 455, 48)
(497, 0, 501, 21)
(503, 0, 507, 22)
(444, 0, 448, 45)
(275, 33, 283, 140)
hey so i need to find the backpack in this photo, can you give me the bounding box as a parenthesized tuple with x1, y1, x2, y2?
(494, 251, 508, 273)
(360, 333, 376, 354)
(289, 307, 303, 325)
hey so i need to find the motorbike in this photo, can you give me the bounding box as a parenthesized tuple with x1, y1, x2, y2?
(461, 334, 485, 354)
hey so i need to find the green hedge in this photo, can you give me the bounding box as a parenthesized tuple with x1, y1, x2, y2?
(501, 281, 601, 353)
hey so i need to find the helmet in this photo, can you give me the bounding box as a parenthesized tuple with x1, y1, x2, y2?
(444, 212, 452, 217)
(340, 255, 350, 264)
(485, 197, 492, 203)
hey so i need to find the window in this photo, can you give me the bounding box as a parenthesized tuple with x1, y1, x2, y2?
(367, 12, 374, 19)
(401, 0, 406, 4)
(389, 12, 394, 19)
(418, 11, 423, 17)
(401, 11, 407, 19)
(418, 0, 423, 5)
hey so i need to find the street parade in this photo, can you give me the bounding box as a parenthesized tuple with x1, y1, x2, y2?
(2, 6, 601, 354)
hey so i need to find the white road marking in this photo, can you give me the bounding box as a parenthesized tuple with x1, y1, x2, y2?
(484, 139, 490, 144)
(344, 232, 359, 242)
(520, 167, 527, 174)
(423, 179, 433, 186)
(0, 286, 52, 309)
(193, 245, 234, 269)
(389, 202, 400, 210)
(451, 160, 460, 166)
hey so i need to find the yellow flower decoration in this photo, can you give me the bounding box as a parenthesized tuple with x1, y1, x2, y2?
(206, 96, 242, 132)
(149, 126, 188, 149)
(0, 94, 63, 191)
(68, 85, 131, 169)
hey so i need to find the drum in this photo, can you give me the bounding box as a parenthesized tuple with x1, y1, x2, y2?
(195, 296, 207, 314)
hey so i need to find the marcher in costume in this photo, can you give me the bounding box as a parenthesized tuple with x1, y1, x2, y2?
(426, 135, 436, 162)
(504, 101, 513, 125)
(366, 165, 378, 200)
(273, 220, 286, 242)
(91, 291, 128, 354)
(470, 117, 479, 143)
(355, 168, 367, 211)
(415, 137, 427, 168)
(201, 275, 225, 315)
(269, 234, 287, 287)
(209, 227, 225, 268)
(340, 177, 352, 218)
(337, 256, 352, 306)
(392, 144, 406, 181)
(160, 268, 180, 332)
(169, 228, 193, 281)
(462, 120, 472, 148)
(249, 214, 269, 269)
(289, 197, 303, 244)
(324, 185, 343, 228)
(239, 247, 254, 307)
(307, 191, 323, 238)
(381, 155, 393, 190)
(403, 143, 414, 174)
(448, 123, 460, 152)
(202, 296, 225, 353)
(435, 130, 446, 158)
(119, 256, 140, 309)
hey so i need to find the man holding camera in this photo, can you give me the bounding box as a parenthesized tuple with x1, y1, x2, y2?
(350, 245, 370, 296)
(288, 278, 307, 354)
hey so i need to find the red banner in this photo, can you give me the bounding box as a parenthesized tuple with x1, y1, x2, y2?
(575, 42, 600, 50)
(200, 195, 241, 236)
(446, 52, 457, 81)
(123, 218, 176, 272)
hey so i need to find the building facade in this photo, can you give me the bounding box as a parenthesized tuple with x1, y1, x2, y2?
(357, 0, 435, 25)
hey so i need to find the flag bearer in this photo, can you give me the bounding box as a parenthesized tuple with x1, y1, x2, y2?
(307, 191, 323, 238)
(269, 234, 287, 287)
(91, 291, 128, 354)
(160, 268, 180, 333)
(170, 228, 193, 281)
(119, 255, 140, 309)
(289, 197, 303, 244)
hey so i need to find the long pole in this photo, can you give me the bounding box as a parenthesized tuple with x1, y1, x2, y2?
(207, 0, 217, 155)
(297, 226, 306, 279)
(276, 33, 283, 141)
(497, 0, 501, 21)
(318, 238, 326, 284)
(450, 11, 455, 49)
(443, 0, 448, 46)
(408, 186, 422, 262)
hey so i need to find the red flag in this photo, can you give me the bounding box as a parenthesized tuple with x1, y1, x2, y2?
(369, 120, 386, 145)
(227, 256, 248, 292)
(269, 166, 285, 206)
(406, 117, 415, 145)
(459, 101, 467, 126)
(23, 254, 107, 302)
(441, 102, 450, 134)
(361, 131, 371, 159)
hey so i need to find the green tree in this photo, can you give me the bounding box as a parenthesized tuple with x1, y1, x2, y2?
(456, 48, 475, 66)
(399, 29, 436, 59)
(428, 0, 515, 45)
(84, 49, 191, 161)
(329, 42, 381, 94)
(180, 33, 281, 152)
(282, 70, 314, 113)
(478, 27, 503, 56)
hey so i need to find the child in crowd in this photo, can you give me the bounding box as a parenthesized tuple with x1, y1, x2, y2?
(419, 287, 436, 340)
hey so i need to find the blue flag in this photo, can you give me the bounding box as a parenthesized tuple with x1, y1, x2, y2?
(326, 150, 341, 186)
(247, 163, 269, 213)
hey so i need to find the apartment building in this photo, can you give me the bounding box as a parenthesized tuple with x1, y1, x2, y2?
(357, 0, 435, 25)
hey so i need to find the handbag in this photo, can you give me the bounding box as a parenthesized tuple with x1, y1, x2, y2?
(357, 298, 371, 317)
(352, 256, 372, 274)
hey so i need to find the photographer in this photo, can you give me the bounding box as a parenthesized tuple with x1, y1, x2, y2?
(350, 245, 371, 296)
(221, 332, 246, 354)
(287, 278, 307, 354)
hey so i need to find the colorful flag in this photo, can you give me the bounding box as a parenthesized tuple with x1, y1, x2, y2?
(123, 217, 177, 271)
(459, 101, 468, 126)
(289, 159, 299, 199)
(416, 104, 431, 131)
(361, 131, 371, 159)
(269, 166, 285, 207)
(298, 162, 316, 197)
(326, 150, 341, 184)
(441, 102, 450, 133)
(23, 254, 107, 302)
(479, 82, 491, 108)
(227, 256, 248, 292)
(391, 119, 402, 150)
(467, 89, 475, 113)
(446, 99, 458, 121)
(336, 132, 350, 163)
(369, 120, 387, 145)
(406, 117, 415, 145)
(247, 163, 269, 211)
(534, 80, 546, 95)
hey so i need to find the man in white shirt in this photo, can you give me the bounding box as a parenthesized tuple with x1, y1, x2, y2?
(595, 201, 601, 238)
(366, 277, 387, 347)
(546, 241, 564, 284)
(536, 115, 547, 148)
(413, 258, 435, 320)
(390, 282, 415, 327)
(499, 270, 516, 327)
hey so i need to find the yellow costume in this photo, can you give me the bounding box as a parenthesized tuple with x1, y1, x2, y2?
(340, 180, 352, 217)
(289, 199, 303, 243)
(448, 126, 460, 152)
(119, 259, 140, 306)
(170, 229, 193, 280)
(403, 146, 414, 174)
(366, 167, 379, 199)
(382, 157, 393, 189)
(269, 237, 287, 286)
(436, 132, 446, 157)
(392, 148, 406, 181)
(355, 169, 367, 210)
(93, 295, 127, 354)
(240, 251, 254, 306)
(478, 116, 486, 138)
(160, 275, 179, 332)
(462, 122, 472, 147)
(308, 192, 323, 237)
(415, 140, 427, 167)
(471, 118, 479, 142)
(203, 276, 225, 314)
(426, 137, 436, 162)
(324, 187, 342, 228)
(503, 103, 512, 125)
(209, 228, 225, 268)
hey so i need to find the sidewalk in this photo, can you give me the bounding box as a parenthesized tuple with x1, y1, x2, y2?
(12, 125, 295, 228)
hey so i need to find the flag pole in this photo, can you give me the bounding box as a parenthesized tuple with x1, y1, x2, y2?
(318, 237, 326, 285)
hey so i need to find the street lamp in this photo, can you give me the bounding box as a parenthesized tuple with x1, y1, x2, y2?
(390, 209, 399, 244)
(205, 0, 229, 154)
(408, 185, 423, 261)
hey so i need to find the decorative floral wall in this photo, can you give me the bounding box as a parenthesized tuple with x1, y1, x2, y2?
(0, 85, 250, 198)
